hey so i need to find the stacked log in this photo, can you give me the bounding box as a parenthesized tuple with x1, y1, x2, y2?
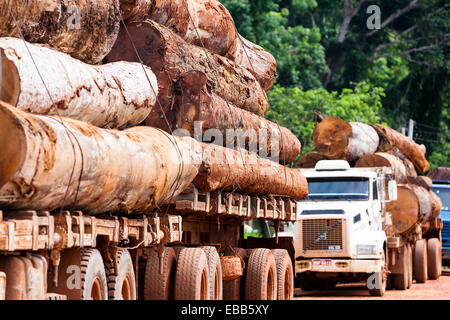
(373, 124, 429, 173)
(0, 0, 308, 210)
(0, 0, 121, 64)
(0, 38, 158, 129)
(312, 117, 379, 162)
(119, 0, 276, 91)
(0, 101, 201, 214)
(105, 20, 269, 116)
(150, 71, 301, 164)
(193, 143, 308, 199)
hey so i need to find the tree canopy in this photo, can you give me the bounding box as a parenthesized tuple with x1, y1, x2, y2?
(221, 0, 449, 169)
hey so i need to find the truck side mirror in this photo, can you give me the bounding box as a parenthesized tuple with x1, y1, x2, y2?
(388, 180, 397, 201)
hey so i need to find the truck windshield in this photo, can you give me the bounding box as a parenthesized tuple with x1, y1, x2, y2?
(301, 177, 369, 201)
(432, 187, 450, 211)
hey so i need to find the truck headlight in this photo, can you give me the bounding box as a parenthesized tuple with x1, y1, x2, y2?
(357, 245, 376, 255)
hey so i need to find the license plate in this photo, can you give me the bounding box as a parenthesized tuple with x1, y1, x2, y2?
(312, 259, 332, 266)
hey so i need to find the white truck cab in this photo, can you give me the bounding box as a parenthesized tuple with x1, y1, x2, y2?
(295, 160, 397, 295)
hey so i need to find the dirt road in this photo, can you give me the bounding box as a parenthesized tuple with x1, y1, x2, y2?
(294, 271, 450, 300)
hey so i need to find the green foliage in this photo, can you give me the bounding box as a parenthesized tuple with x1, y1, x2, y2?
(220, 0, 449, 167)
(266, 83, 385, 155)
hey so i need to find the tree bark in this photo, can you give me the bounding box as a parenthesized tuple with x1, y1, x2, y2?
(119, 0, 276, 91)
(372, 124, 429, 173)
(105, 20, 269, 116)
(386, 148, 417, 178)
(148, 0, 237, 58)
(193, 143, 308, 199)
(120, 0, 153, 22)
(355, 152, 407, 183)
(0, 0, 120, 64)
(147, 71, 300, 164)
(227, 34, 277, 92)
(296, 152, 329, 169)
(312, 117, 379, 161)
(0, 101, 200, 214)
(427, 167, 450, 181)
(0, 38, 158, 129)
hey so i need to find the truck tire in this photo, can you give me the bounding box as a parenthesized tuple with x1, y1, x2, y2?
(245, 248, 277, 300)
(414, 239, 428, 283)
(369, 252, 387, 297)
(272, 249, 294, 300)
(174, 247, 209, 300)
(80, 249, 108, 300)
(406, 243, 413, 289)
(427, 238, 442, 280)
(143, 247, 177, 300)
(201, 246, 223, 300)
(105, 249, 136, 300)
(392, 245, 408, 290)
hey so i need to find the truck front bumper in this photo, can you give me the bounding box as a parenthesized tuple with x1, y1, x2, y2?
(296, 258, 383, 275)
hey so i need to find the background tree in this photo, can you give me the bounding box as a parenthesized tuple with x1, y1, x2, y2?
(221, 0, 449, 169)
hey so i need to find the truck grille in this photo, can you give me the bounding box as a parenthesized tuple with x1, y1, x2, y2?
(302, 218, 343, 252)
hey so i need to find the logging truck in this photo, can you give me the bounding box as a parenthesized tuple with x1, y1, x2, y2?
(294, 160, 443, 296)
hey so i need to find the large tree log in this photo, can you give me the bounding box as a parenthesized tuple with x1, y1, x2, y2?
(0, 38, 158, 129)
(0, 101, 200, 214)
(372, 124, 429, 173)
(227, 34, 277, 92)
(312, 117, 379, 161)
(148, 0, 237, 58)
(427, 167, 450, 181)
(119, 0, 276, 91)
(105, 20, 269, 116)
(296, 152, 329, 169)
(355, 152, 407, 183)
(147, 71, 300, 164)
(193, 143, 308, 199)
(386, 185, 420, 234)
(0, 0, 120, 64)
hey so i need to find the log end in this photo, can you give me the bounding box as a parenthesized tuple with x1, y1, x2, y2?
(0, 101, 26, 189)
(312, 117, 352, 159)
(0, 48, 20, 107)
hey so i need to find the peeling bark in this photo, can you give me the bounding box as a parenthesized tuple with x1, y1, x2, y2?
(149, 0, 237, 58)
(120, 0, 153, 22)
(0, 0, 120, 64)
(147, 71, 300, 164)
(355, 152, 407, 183)
(227, 34, 277, 92)
(0, 102, 200, 214)
(373, 124, 429, 173)
(105, 20, 269, 116)
(193, 143, 308, 199)
(0, 38, 158, 129)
